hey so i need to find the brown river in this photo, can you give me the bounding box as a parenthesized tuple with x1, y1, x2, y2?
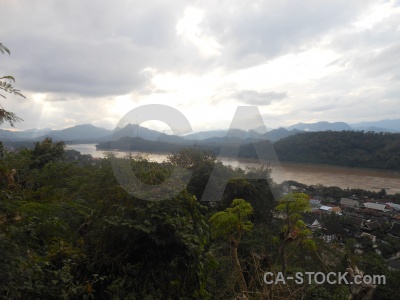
(68, 144, 400, 195)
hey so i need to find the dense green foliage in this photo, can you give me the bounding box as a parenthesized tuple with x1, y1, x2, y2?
(0, 43, 24, 127)
(274, 131, 400, 170)
(275, 193, 316, 276)
(98, 130, 400, 171)
(0, 145, 216, 299)
(209, 199, 254, 297)
(1, 141, 399, 299)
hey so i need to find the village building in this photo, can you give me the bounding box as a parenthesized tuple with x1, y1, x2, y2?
(343, 215, 364, 228)
(360, 232, 376, 243)
(361, 219, 381, 232)
(318, 205, 342, 214)
(388, 222, 400, 238)
(363, 202, 390, 212)
(386, 202, 400, 211)
(309, 199, 321, 210)
(302, 214, 322, 231)
(340, 197, 360, 208)
(321, 222, 346, 243)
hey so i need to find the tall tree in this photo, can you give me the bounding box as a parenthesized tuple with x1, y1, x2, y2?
(30, 138, 66, 169)
(275, 193, 316, 276)
(209, 198, 253, 297)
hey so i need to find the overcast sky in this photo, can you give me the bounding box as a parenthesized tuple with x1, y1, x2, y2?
(1, 0, 400, 133)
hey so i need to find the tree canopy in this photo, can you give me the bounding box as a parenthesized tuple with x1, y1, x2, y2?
(0, 42, 24, 127)
(274, 130, 400, 170)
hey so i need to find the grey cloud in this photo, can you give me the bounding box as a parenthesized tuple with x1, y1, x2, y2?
(333, 12, 400, 52)
(0, 0, 216, 98)
(1, 0, 399, 132)
(0, 0, 378, 100)
(234, 90, 287, 105)
(329, 12, 400, 81)
(200, 0, 375, 68)
(352, 43, 400, 80)
(11, 37, 152, 97)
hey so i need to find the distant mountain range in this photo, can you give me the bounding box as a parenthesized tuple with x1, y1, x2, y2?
(1, 119, 399, 146)
(350, 119, 400, 133)
(42, 124, 112, 142)
(2, 120, 398, 171)
(286, 120, 400, 133)
(286, 121, 352, 132)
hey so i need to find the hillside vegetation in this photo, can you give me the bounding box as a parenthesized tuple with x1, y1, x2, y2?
(1, 139, 400, 299)
(273, 131, 400, 170)
(97, 131, 400, 171)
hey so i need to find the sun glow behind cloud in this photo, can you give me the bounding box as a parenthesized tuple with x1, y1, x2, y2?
(1, 0, 399, 131)
(227, 47, 341, 90)
(176, 7, 221, 57)
(31, 93, 57, 126)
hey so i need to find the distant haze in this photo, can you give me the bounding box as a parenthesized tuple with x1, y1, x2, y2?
(1, 120, 399, 145)
(1, 1, 399, 131)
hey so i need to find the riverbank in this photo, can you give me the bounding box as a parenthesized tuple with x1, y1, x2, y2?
(67, 144, 400, 194)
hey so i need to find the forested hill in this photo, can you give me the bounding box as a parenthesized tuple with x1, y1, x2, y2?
(96, 131, 400, 170)
(273, 131, 400, 170)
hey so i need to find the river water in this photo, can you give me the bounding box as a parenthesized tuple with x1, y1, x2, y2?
(67, 144, 400, 195)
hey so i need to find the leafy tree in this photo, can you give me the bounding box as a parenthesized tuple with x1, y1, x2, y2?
(209, 198, 253, 297)
(168, 148, 239, 203)
(3, 141, 400, 299)
(275, 193, 316, 276)
(0, 43, 24, 127)
(377, 270, 400, 300)
(29, 138, 66, 169)
(222, 166, 275, 225)
(346, 238, 358, 252)
(274, 131, 400, 171)
(85, 190, 213, 299)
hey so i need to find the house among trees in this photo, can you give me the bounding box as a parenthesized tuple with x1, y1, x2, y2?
(388, 222, 400, 238)
(361, 232, 376, 243)
(369, 216, 388, 227)
(319, 205, 342, 214)
(319, 205, 332, 212)
(321, 222, 346, 243)
(343, 215, 364, 228)
(342, 206, 363, 218)
(363, 202, 390, 212)
(343, 214, 383, 233)
(302, 214, 322, 230)
(340, 197, 360, 208)
(310, 219, 322, 230)
(330, 206, 342, 214)
(309, 198, 321, 210)
(386, 202, 400, 211)
(361, 220, 381, 232)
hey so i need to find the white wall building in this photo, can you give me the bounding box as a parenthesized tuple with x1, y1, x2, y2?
(363, 202, 389, 212)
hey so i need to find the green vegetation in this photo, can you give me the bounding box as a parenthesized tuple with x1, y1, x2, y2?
(2, 40, 400, 300)
(98, 130, 400, 171)
(1, 141, 399, 299)
(209, 199, 254, 297)
(0, 43, 24, 127)
(275, 193, 316, 276)
(273, 130, 400, 170)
